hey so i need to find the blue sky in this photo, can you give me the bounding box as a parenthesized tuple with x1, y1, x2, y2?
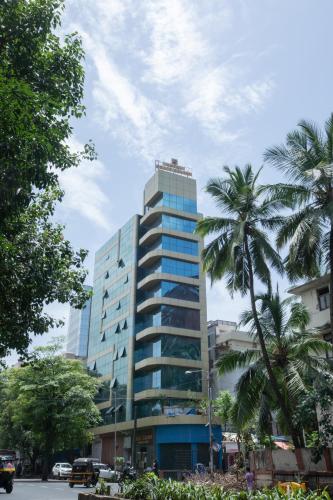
(17, 0, 333, 357)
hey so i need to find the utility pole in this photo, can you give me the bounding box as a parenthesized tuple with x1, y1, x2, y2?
(114, 391, 117, 464)
(207, 372, 214, 474)
(131, 405, 137, 467)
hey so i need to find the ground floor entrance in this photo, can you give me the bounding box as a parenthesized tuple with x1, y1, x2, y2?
(93, 422, 222, 475)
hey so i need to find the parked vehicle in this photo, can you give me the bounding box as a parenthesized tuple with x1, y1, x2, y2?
(52, 463, 72, 479)
(98, 466, 120, 482)
(68, 458, 98, 488)
(0, 454, 16, 494)
(119, 463, 137, 483)
(92, 463, 108, 475)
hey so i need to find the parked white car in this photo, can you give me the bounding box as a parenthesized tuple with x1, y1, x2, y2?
(52, 462, 72, 478)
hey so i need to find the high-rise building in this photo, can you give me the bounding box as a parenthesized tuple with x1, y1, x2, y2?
(87, 159, 221, 473)
(66, 285, 92, 358)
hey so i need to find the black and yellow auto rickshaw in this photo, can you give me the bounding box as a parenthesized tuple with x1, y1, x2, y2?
(68, 458, 98, 488)
(0, 455, 15, 494)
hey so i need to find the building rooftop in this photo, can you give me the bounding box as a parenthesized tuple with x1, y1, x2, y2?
(155, 158, 192, 178)
(288, 274, 329, 295)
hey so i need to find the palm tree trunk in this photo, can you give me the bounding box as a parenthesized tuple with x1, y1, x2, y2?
(244, 235, 301, 448)
(330, 223, 333, 343)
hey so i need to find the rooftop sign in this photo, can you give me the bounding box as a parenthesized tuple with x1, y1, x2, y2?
(155, 158, 192, 178)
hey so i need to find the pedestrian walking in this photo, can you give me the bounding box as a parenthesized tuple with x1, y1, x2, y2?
(245, 467, 254, 492)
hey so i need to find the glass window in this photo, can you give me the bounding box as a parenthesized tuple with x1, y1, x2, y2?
(134, 366, 201, 393)
(137, 281, 199, 304)
(161, 235, 198, 256)
(136, 305, 200, 332)
(148, 193, 197, 214)
(161, 257, 199, 278)
(162, 214, 196, 234)
(318, 287, 329, 311)
(135, 335, 201, 363)
(161, 305, 200, 330)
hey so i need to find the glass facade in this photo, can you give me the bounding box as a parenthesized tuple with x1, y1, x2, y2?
(142, 257, 199, 279)
(141, 236, 198, 258)
(66, 285, 92, 358)
(137, 281, 199, 304)
(162, 214, 196, 234)
(147, 192, 197, 214)
(87, 217, 138, 421)
(87, 165, 208, 442)
(136, 305, 200, 332)
(135, 335, 201, 363)
(141, 214, 196, 236)
(134, 366, 202, 393)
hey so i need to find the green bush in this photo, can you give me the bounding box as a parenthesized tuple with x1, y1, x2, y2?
(121, 473, 330, 500)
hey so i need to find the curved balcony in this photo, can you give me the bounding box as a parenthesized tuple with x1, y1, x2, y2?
(140, 206, 199, 228)
(139, 227, 200, 248)
(137, 273, 200, 291)
(134, 388, 204, 402)
(135, 356, 202, 372)
(138, 249, 199, 269)
(136, 325, 201, 343)
(137, 296, 200, 314)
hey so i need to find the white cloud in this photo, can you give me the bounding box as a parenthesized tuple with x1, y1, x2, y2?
(141, 0, 208, 85)
(185, 66, 274, 141)
(63, 0, 275, 162)
(58, 137, 112, 231)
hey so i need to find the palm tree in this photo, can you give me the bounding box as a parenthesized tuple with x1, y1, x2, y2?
(264, 114, 333, 334)
(196, 164, 303, 446)
(217, 293, 332, 445)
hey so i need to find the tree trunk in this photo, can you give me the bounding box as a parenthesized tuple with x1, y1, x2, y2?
(244, 235, 301, 448)
(330, 223, 333, 343)
(41, 455, 49, 481)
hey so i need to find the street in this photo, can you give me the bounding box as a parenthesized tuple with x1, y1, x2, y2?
(1, 481, 119, 499)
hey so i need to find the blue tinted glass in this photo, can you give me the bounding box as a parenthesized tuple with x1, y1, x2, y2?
(136, 305, 200, 332)
(161, 235, 198, 256)
(161, 257, 199, 278)
(162, 215, 196, 234)
(137, 281, 199, 304)
(149, 193, 197, 214)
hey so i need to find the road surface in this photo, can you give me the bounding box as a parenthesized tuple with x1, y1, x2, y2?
(1, 481, 119, 499)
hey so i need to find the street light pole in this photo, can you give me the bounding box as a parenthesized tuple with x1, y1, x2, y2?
(207, 372, 214, 475)
(186, 368, 214, 474)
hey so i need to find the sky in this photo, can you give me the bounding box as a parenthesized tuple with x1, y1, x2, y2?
(10, 0, 333, 360)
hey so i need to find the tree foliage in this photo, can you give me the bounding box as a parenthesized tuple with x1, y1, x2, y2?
(0, 0, 95, 357)
(217, 292, 332, 444)
(264, 114, 333, 335)
(214, 390, 234, 431)
(196, 165, 304, 447)
(0, 189, 90, 357)
(0, 342, 101, 478)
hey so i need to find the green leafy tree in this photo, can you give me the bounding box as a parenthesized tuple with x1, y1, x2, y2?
(0, 0, 95, 219)
(264, 114, 333, 332)
(214, 390, 234, 431)
(196, 164, 303, 446)
(0, 188, 90, 358)
(217, 292, 332, 446)
(0, 0, 95, 356)
(0, 342, 101, 480)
